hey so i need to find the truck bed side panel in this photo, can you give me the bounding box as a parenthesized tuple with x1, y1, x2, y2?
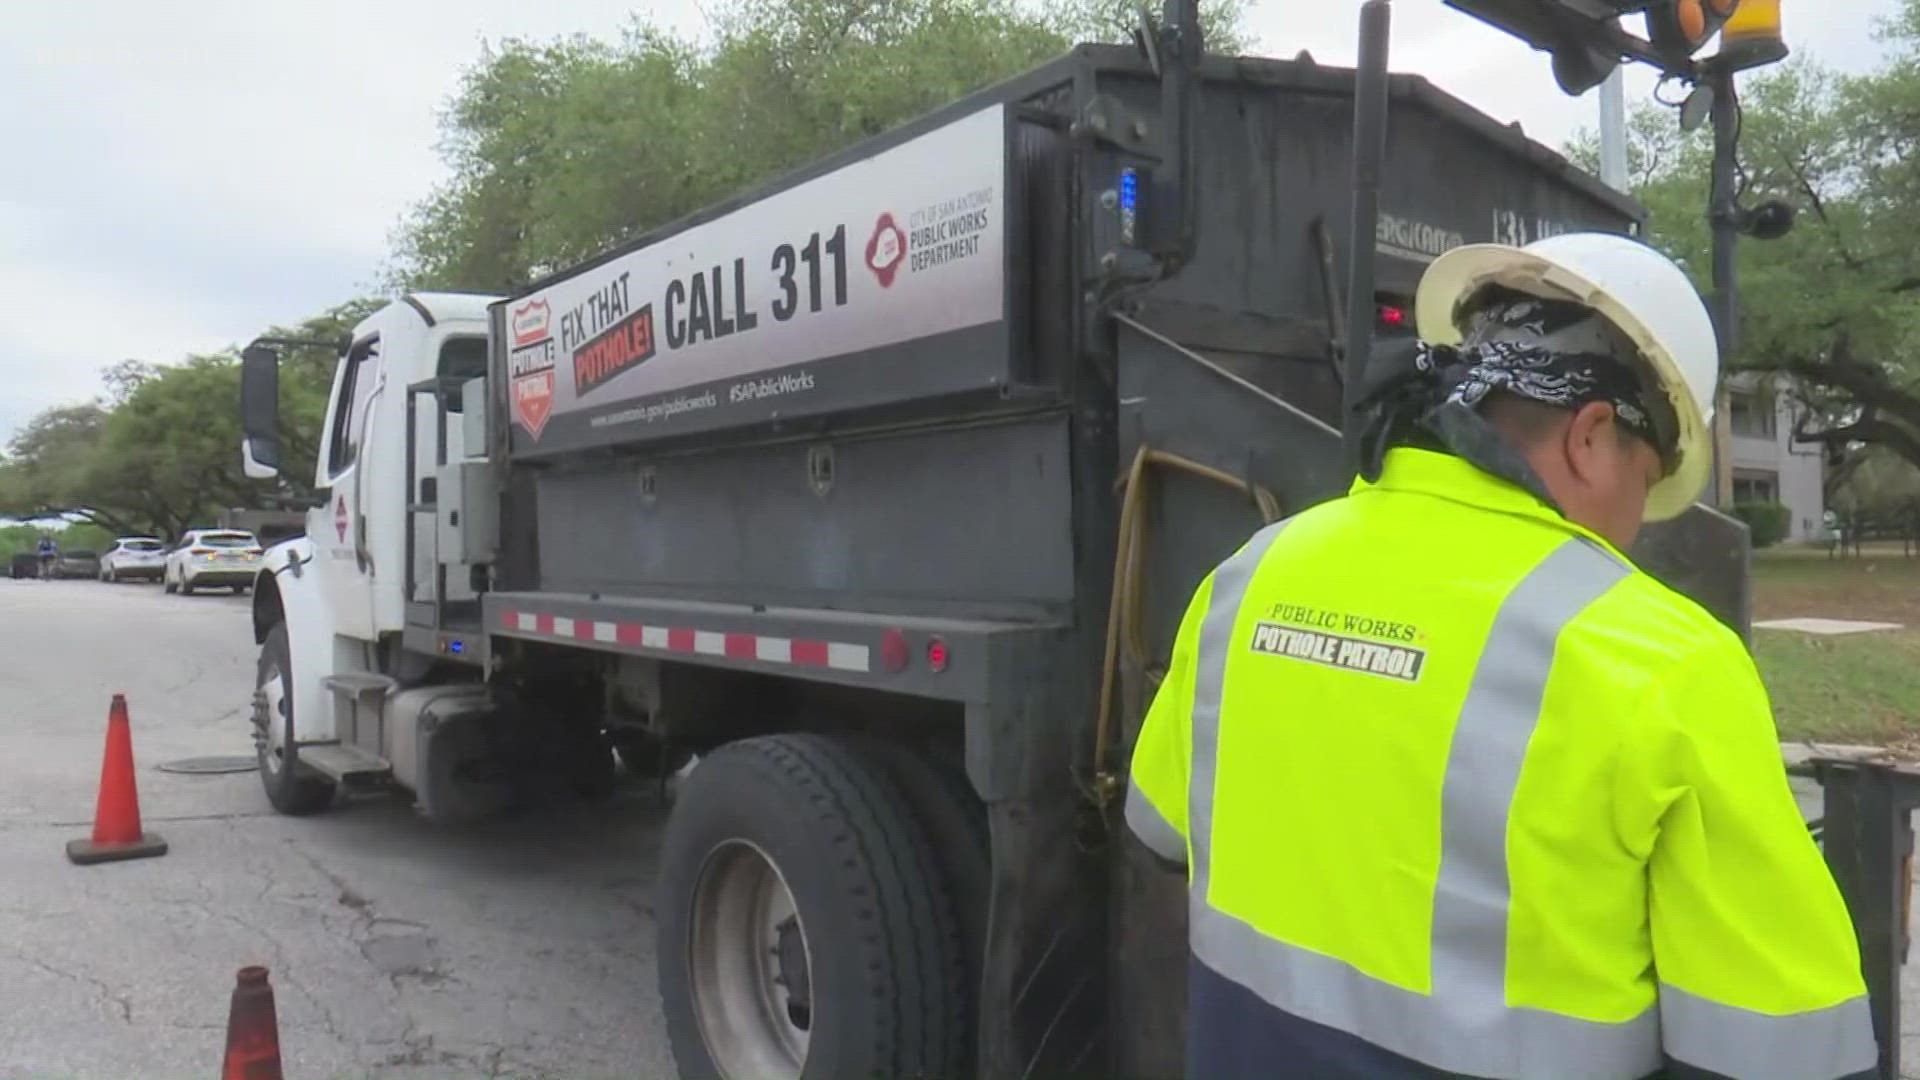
(530, 413, 1077, 619)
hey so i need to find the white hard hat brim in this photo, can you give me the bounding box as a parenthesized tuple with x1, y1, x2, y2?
(1413, 242, 1710, 523)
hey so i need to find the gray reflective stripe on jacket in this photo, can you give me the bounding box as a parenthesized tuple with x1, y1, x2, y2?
(1125, 782, 1185, 864)
(1188, 528, 1662, 1078)
(1661, 985, 1876, 1080)
(1181, 524, 1877, 1079)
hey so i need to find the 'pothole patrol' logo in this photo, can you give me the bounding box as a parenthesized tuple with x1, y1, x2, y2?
(1250, 623, 1427, 682)
(865, 213, 906, 288)
(508, 299, 557, 440)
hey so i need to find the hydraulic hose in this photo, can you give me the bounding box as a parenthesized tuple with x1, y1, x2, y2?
(1088, 444, 1282, 808)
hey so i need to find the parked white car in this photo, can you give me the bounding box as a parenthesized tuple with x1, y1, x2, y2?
(163, 530, 263, 595)
(98, 537, 168, 582)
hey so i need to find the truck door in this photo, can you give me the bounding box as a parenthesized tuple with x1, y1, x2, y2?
(320, 335, 382, 639)
(409, 336, 488, 607)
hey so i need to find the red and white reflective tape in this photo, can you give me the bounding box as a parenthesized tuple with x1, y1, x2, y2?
(500, 611, 872, 673)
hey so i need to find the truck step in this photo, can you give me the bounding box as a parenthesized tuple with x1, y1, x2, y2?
(322, 673, 398, 699)
(299, 743, 393, 787)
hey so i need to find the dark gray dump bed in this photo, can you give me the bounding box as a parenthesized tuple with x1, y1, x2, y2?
(488, 45, 1743, 639)
(492, 47, 1640, 461)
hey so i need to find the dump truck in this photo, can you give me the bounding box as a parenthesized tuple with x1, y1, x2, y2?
(234, 3, 1897, 1077)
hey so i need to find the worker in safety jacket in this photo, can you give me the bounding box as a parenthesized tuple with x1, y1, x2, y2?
(1126, 232, 1877, 1080)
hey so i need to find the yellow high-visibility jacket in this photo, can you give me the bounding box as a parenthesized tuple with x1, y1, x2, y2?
(1126, 447, 1875, 1080)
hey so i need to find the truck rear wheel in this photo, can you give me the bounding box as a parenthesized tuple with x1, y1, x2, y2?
(253, 622, 337, 815)
(846, 736, 989, 1053)
(657, 733, 968, 1080)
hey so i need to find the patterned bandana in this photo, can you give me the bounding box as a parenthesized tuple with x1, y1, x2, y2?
(1445, 287, 1675, 467)
(1350, 286, 1679, 496)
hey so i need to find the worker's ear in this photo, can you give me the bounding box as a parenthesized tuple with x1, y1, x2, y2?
(1562, 400, 1621, 486)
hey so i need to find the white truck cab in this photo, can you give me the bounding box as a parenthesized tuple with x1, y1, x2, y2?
(239, 292, 499, 815)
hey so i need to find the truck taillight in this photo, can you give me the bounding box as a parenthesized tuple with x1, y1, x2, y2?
(881, 629, 910, 674)
(927, 637, 949, 673)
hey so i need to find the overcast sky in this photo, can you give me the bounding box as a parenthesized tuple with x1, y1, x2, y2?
(0, 1, 1894, 442)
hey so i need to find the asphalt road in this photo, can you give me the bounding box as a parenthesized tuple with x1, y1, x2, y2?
(5, 578, 1920, 1077)
(0, 578, 676, 1080)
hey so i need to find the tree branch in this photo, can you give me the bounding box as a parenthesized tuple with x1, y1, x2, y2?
(3, 505, 143, 538)
(1765, 138, 1865, 270)
(1795, 409, 1920, 473)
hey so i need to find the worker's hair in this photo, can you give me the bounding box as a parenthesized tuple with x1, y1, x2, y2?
(1478, 391, 1573, 448)
(1482, 390, 1658, 464)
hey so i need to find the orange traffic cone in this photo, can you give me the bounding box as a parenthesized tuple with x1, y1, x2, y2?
(65, 693, 167, 865)
(221, 966, 285, 1080)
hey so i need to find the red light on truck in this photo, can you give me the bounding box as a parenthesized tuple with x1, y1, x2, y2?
(927, 637, 949, 673)
(1377, 304, 1407, 328)
(881, 629, 910, 674)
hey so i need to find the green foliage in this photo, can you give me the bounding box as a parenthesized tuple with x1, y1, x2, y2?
(1569, 6, 1920, 473)
(1832, 445, 1920, 513)
(395, 0, 1248, 291)
(1731, 501, 1792, 547)
(0, 299, 374, 540)
(0, 521, 115, 560)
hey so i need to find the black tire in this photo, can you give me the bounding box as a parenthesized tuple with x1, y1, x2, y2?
(255, 622, 337, 815)
(658, 734, 968, 1080)
(180, 575, 195, 596)
(846, 737, 990, 1049)
(163, 569, 177, 594)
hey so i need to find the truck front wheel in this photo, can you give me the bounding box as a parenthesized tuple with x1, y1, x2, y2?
(657, 734, 968, 1080)
(253, 622, 337, 815)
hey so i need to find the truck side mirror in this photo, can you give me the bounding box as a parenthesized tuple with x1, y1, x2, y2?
(240, 343, 282, 479)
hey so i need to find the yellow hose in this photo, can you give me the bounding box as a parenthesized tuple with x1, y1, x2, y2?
(1088, 445, 1282, 807)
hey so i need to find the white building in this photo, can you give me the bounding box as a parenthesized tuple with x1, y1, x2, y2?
(1712, 373, 1827, 543)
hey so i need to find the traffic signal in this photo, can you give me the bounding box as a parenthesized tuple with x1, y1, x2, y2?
(1645, 0, 1740, 67)
(1716, 0, 1788, 70)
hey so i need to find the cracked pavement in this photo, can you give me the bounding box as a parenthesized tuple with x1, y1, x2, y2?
(0, 580, 677, 1079)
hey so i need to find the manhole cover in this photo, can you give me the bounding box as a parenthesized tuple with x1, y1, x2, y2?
(156, 756, 258, 775)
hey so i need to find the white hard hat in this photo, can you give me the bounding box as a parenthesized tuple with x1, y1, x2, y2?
(1414, 231, 1720, 523)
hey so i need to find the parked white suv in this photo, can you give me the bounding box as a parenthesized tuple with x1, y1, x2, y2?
(99, 537, 167, 582)
(163, 530, 263, 595)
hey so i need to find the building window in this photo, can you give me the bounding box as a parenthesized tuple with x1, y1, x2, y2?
(1732, 469, 1779, 504)
(1729, 389, 1777, 438)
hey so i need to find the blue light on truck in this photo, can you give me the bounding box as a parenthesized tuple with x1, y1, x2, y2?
(1120, 167, 1140, 245)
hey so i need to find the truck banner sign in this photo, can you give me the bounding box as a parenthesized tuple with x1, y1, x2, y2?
(509, 299, 559, 439)
(501, 104, 1012, 454)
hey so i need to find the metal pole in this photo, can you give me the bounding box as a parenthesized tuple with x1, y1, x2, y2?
(1156, 0, 1204, 271)
(1708, 70, 1741, 508)
(1342, 0, 1393, 475)
(1817, 762, 1914, 1079)
(1599, 68, 1629, 191)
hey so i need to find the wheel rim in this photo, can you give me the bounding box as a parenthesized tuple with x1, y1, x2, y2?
(689, 840, 813, 1080)
(253, 662, 287, 777)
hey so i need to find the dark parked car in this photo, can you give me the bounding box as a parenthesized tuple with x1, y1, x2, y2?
(50, 550, 101, 579)
(9, 553, 38, 580)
